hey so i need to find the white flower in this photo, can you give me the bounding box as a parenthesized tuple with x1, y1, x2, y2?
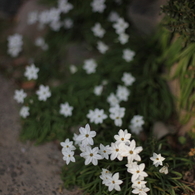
(132, 179, 147, 189)
(159, 165, 169, 174)
(132, 186, 150, 195)
(83, 58, 97, 74)
(60, 102, 73, 117)
(123, 49, 135, 62)
(99, 144, 111, 160)
(113, 17, 129, 34)
(36, 85, 51, 101)
(35, 37, 45, 47)
(109, 142, 123, 161)
(118, 33, 129, 44)
(116, 85, 130, 102)
(38, 10, 50, 26)
(129, 163, 148, 182)
(62, 150, 75, 165)
(150, 153, 165, 167)
(91, 0, 106, 13)
(108, 11, 119, 22)
(107, 93, 120, 106)
(94, 85, 103, 96)
(48, 8, 60, 23)
(14, 89, 27, 103)
(24, 63, 39, 80)
(76, 124, 96, 146)
(129, 125, 143, 135)
(19, 106, 30, 118)
(122, 72, 135, 86)
(87, 108, 107, 124)
(7, 33, 23, 57)
(109, 105, 125, 127)
(97, 41, 109, 54)
(91, 23, 105, 38)
(73, 133, 82, 146)
(107, 172, 123, 191)
(49, 21, 62, 31)
(27, 11, 38, 25)
(61, 138, 76, 151)
(80, 146, 102, 166)
(35, 37, 48, 50)
(119, 140, 143, 163)
(130, 115, 144, 128)
(114, 129, 131, 144)
(64, 18, 73, 29)
(58, 0, 73, 14)
(100, 168, 112, 185)
(69, 64, 77, 74)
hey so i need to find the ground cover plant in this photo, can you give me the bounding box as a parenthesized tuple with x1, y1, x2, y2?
(4, 0, 195, 194)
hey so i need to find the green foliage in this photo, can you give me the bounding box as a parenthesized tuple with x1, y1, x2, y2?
(161, 0, 195, 43)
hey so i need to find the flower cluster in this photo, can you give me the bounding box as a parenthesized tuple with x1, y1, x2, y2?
(113, 17, 129, 44)
(27, 0, 74, 32)
(7, 33, 23, 57)
(60, 125, 154, 193)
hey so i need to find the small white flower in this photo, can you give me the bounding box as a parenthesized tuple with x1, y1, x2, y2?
(122, 72, 135, 86)
(107, 93, 120, 106)
(129, 163, 148, 182)
(83, 58, 97, 74)
(114, 129, 131, 144)
(109, 142, 123, 161)
(97, 41, 109, 54)
(64, 18, 73, 29)
(38, 10, 50, 26)
(99, 144, 111, 160)
(108, 11, 120, 22)
(36, 85, 51, 101)
(132, 186, 150, 195)
(116, 85, 130, 102)
(109, 105, 125, 127)
(14, 89, 27, 103)
(7, 33, 23, 57)
(100, 168, 112, 185)
(48, 8, 60, 23)
(91, 0, 106, 13)
(76, 124, 96, 146)
(107, 172, 123, 191)
(69, 64, 77, 74)
(19, 106, 30, 118)
(119, 140, 143, 163)
(60, 102, 73, 117)
(94, 85, 103, 96)
(91, 23, 105, 38)
(49, 21, 62, 31)
(130, 115, 144, 128)
(80, 146, 102, 166)
(150, 153, 165, 167)
(62, 150, 75, 165)
(132, 179, 147, 189)
(123, 49, 135, 62)
(60, 138, 76, 151)
(24, 63, 39, 80)
(35, 37, 45, 47)
(113, 17, 129, 34)
(118, 33, 129, 44)
(27, 11, 38, 25)
(87, 108, 107, 124)
(129, 125, 143, 135)
(159, 165, 169, 174)
(58, 0, 73, 14)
